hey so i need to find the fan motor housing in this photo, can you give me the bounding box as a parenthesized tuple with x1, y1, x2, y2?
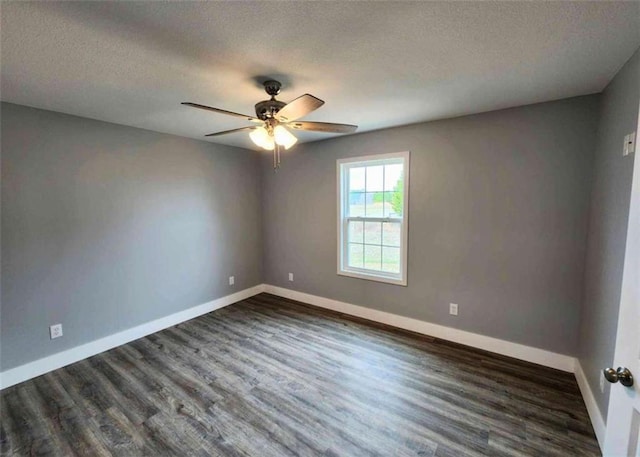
(255, 99, 286, 120)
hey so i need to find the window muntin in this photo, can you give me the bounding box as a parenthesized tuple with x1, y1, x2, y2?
(337, 152, 409, 285)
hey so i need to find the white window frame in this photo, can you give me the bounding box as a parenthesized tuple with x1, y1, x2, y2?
(337, 151, 410, 286)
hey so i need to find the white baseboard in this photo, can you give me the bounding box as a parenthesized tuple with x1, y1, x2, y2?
(574, 360, 606, 451)
(0, 284, 266, 390)
(263, 284, 576, 372)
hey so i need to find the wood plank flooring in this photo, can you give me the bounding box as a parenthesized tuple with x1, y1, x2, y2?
(1, 293, 600, 456)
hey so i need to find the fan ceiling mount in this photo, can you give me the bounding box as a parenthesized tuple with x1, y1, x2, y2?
(182, 79, 358, 169)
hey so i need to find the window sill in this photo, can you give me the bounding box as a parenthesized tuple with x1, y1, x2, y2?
(337, 269, 407, 286)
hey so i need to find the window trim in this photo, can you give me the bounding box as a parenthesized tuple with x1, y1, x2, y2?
(336, 151, 410, 286)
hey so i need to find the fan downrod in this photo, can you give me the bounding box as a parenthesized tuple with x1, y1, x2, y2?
(255, 80, 286, 120)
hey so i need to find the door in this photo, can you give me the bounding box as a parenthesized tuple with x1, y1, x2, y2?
(603, 105, 640, 456)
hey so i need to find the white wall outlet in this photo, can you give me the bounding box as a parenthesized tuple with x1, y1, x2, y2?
(50, 324, 63, 339)
(449, 303, 459, 316)
(229, 276, 235, 286)
(623, 134, 630, 156)
(288, 273, 294, 282)
(599, 370, 605, 393)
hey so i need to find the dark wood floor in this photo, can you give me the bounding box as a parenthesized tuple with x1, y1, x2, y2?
(1, 293, 600, 456)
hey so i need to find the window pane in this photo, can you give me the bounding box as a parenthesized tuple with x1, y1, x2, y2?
(382, 247, 400, 273)
(384, 191, 403, 217)
(366, 166, 384, 192)
(364, 221, 382, 245)
(364, 245, 382, 270)
(365, 192, 384, 217)
(349, 167, 365, 192)
(348, 243, 364, 268)
(348, 192, 365, 216)
(382, 222, 401, 247)
(382, 192, 391, 217)
(384, 164, 403, 191)
(348, 220, 364, 244)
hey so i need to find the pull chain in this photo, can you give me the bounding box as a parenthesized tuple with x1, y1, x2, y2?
(273, 143, 281, 171)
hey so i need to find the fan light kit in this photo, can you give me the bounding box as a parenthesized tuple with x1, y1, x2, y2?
(182, 80, 357, 169)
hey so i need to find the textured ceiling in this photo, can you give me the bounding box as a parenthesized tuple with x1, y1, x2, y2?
(2, 1, 639, 150)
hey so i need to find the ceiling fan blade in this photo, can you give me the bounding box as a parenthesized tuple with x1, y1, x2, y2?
(182, 102, 261, 122)
(287, 121, 358, 134)
(205, 126, 259, 137)
(275, 94, 324, 122)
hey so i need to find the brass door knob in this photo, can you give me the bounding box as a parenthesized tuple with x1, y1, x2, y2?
(603, 367, 634, 387)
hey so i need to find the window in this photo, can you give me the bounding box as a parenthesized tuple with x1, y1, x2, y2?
(337, 151, 409, 285)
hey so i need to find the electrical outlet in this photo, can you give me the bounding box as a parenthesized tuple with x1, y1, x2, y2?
(449, 303, 458, 316)
(229, 276, 235, 286)
(624, 134, 630, 156)
(599, 370, 605, 393)
(50, 324, 63, 339)
(288, 273, 294, 282)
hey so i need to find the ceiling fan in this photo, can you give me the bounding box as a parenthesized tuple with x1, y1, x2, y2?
(182, 80, 358, 169)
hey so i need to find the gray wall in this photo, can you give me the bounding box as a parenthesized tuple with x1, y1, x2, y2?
(578, 48, 640, 421)
(262, 96, 599, 356)
(1, 103, 263, 370)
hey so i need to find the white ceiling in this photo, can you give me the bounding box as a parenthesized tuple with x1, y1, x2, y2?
(2, 1, 639, 150)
